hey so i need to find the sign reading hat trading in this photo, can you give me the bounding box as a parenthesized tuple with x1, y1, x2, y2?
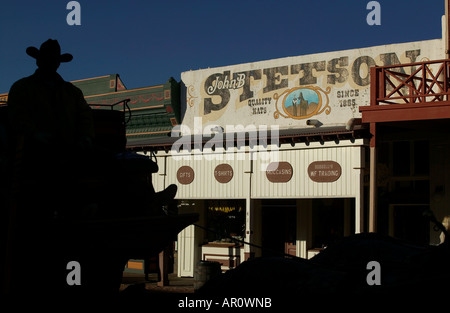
(308, 161, 342, 183)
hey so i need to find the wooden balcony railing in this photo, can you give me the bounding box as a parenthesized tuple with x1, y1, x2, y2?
(371, 59, 450, 106)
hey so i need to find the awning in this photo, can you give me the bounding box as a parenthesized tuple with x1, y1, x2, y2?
(126, 124, 370, 152)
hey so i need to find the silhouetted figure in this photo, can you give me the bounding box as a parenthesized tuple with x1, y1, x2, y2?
(7, 40, 94, 219)
(9, 39, 94, 154)
(3, 39, 99, 297)
(4, 39, 177, 298)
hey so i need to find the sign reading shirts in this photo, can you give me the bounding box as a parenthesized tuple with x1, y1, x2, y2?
(181, 39, 442, 131)
(214, 164, 234, 183)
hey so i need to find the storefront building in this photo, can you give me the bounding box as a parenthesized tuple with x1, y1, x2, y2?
(71, 74, 181, 145)
(2, 38, 447, 279)
(360, 58, 450, 245)
(70, 74, 182, 275)
(137, 38, 445, 277)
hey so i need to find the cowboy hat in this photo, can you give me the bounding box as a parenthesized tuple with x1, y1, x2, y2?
(26, 39, 73, 63)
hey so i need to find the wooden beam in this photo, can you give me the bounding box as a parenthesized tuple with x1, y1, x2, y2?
(360, 102, 450, 123)
(369, 145, 377, 232)
(447, 0, 450, 57)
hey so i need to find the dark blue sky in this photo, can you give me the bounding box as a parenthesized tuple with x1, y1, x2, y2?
(0, 0, 445, 93)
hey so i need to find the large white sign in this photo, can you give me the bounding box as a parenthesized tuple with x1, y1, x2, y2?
(181, 39, 443, 131)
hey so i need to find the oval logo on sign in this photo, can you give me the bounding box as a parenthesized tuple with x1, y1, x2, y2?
(266, 162, 293, 183)
(214, 164, 234, 183)
(273, 86, 331, 120)
(177, 166, 195, 185)
(308, 161, 342, 183)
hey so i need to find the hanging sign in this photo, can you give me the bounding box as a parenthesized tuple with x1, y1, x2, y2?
(181, 40, 442, 132)
(308, 161, 342, 182)
(214, 164, 234, 183)
(177, 166, 195, 184)
(266, 162, 293, 183)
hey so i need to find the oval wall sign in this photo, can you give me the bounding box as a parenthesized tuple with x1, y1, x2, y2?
(266, 162, 293, 183)
(177, 166, 195, 184)
(214, 164, 234, 183)
(308, 161, 342, 183)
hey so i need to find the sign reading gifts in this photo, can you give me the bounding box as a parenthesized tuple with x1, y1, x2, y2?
(181, 40, 442, 130)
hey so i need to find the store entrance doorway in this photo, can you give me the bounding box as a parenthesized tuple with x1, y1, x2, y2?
(261, 199, 297, 257)
(389, 204, 430, 245)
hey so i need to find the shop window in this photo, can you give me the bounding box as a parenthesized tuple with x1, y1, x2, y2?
(261, 199, 297, 257)
(393, 141, 410, 176)
(205, 199, 246, 243)
(391, 204, 430, 245)
(413, 140, 429, 176)
(378, 142, 390, 165)
(381, 140, 430, 204)
(392, 140, 429, 177)
(377, 139, 430, 243)
(311, 199, 354, 249)
(393, 180, 429, 201)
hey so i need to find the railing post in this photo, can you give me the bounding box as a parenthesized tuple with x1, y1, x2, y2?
(370, 66, 379, 106)
(409, 64, 415, 103)
(369, 123, 377, 233)
(379, 68, 385, 105)
(445, 60, 449, 102)
(422, 64, 426, 104)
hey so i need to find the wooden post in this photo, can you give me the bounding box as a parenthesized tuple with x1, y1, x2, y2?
(157, 247, 169, 287)
(369, 123, 377, 232)
(446, 0, 450, 58)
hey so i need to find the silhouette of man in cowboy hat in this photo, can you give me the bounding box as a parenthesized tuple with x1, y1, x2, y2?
(8, 39, 93, 160)
(5, 39, 178, 295)
(4, 39, 96, 295)
(7, 39, 176, 221)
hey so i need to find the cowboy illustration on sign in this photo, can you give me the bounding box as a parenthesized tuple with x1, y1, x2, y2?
(273, 86, 331, 120)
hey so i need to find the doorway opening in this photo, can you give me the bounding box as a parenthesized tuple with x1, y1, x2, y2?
(261, 199, 297, 257)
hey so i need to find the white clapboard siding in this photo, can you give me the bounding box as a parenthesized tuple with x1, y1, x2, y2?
(152, 140, 363, 199)
(164, 149, 251, 199)
(252, 141, 363, 199)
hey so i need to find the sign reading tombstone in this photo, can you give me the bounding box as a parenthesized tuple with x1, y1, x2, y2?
(177, 166, 195, 184)
(308, 161, 342, 182)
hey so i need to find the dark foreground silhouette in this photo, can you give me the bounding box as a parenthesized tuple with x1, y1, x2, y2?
(197, 232, 450, 307)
